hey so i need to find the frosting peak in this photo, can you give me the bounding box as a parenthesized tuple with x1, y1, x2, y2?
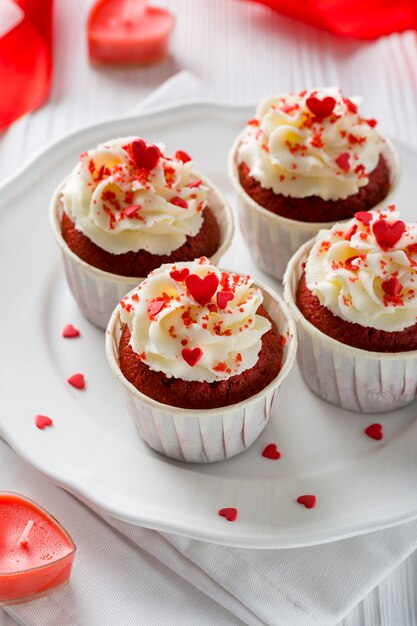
(61, 137, 208, 255)
(305, 206, 417, 332)
(119, 258, 271, 382)
(237, 87, 385, 201)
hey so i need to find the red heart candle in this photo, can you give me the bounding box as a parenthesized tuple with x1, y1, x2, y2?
(88, 0, 174, 65)
(0, 493, 76, 605)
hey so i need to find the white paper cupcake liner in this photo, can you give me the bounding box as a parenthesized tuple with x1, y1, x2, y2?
(105, 280, 297, 463)
(229, 134, 401, 281)
(283, 239, 417, 414)
(50, 173, 234, 329)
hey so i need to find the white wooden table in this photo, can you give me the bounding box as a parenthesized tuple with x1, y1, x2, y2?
(2, 0, 417, 623)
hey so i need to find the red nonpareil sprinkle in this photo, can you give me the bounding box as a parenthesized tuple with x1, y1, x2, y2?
(123, 205, 141, 218)
(381, 276, 401, 297)
(185, 273, 220, 305)
(170, 268, 190, 282)
(344, 224, 358, 241)
(216, 291, 234, 310)
(296, 495, 317, 509)
(188, 179, 202, 188)
(67, 373, 85, 390)
(131, 139, 161, 171)
(182, 347, 203, 367)
(372, 219, 406, 249)
(247, 118, 259, 126)
(335, 152, 350, 172)
(175, 150, 192, 163)
(355, 211, 373, 226)
(35, 414, 53, 430)
(366, 118, 377, 128)
(218, 508, 238, 522)
(170, 196, 188, 209)
(62, 324, 80, 338)
(262, 443, 281, 460)
(148, 301, 165, 317)
(305, 96, 336, 118)
(364, 423, 383, 441)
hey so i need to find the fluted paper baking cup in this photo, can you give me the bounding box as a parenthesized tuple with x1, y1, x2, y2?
(229, 133, 400, 281)
(50, 174, 234, 330)
(283, 239, 417, 414)
(105, 280, 297, 463)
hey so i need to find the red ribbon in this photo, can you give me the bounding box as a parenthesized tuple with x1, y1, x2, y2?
(243, 0, 417, 39)
(0, 0, 53, 130)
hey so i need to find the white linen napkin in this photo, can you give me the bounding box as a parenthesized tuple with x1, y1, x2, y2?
(3, 71, 417, 626)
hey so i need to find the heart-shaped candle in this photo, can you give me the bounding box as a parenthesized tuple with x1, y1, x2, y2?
(0, 493, 76, 605)
(88, 0, 174, 65)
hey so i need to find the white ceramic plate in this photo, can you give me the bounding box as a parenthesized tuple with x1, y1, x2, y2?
(2, 102, 417, 548)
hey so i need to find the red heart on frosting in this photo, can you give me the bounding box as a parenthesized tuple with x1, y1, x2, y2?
(218, 508, 238, 522)
(131, 139, 161, 171)
(182, 347, 203, 367)
(170, 268, 190, 282)
(67, 373, 85, 390)
(306, 96, 336, 118)
(381, 277, 401, 297)
(296, 495, 316, 509)
(35, 414, 53, 430)
(355, 211, 373, 226)
(364, 423, 383, 441)
(262, 443, 281, 460)
(148, 301, 165, 316)
(62, 324, 80, 338)
(372, 219, 405, 249)
(335, 152, 350, 172)
(216, 291, 234, 310)
(185, 273, 219, 305)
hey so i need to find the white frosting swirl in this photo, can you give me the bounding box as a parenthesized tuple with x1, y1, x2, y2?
(61, 137, 208, 255)
(237, 87, 385, 201)
(119, 258, 272, 383)
(305, 207, 417, 331)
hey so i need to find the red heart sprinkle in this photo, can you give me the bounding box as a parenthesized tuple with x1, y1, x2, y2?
(131, 139, 161, 171)
(148, 301, 165, 316)
(364, 423, 383, 440)
(296, 495, 316, 509)
(170, 196, 188, 209)
(175, 150, 192, 163)
(381, 277, 401, 297)
(306, 96, 336, 118)
(216, 291, 234, 310)
(185, 273, 220, 305)
(344, 224, 357, 241)
(188, 179, 202, 188)
(218, 508, 238, 522)
(67, 373, 85, 390)
(262, 443, 281, 460)
(372, 219, 406, 249)
(335, 152, 350, 172)
(35, 414, 53, 429)
(170, 268, 190, 282)
(62, 324, 80, 338)
(124, 205, 141, 218)
(182, 347, 203, 367)
(355, 211, 373, 226)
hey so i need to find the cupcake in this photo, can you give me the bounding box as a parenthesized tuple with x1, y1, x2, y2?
(50, 137, 233, 329)
(229, 88, 400, 280)
(106, 257, 296, 462)
(283, 205, 417, 413)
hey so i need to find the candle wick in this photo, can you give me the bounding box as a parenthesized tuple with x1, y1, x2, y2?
(19, 520, 34, 545)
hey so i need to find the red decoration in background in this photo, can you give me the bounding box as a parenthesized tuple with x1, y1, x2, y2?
(241, 0, 417, 40)
(0, 0, 53, 130)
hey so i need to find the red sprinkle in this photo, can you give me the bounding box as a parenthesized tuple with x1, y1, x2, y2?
(372, 219, 406, 249)
(170, 196, 188, 209)
(67, 373, 85, 390)
(305, 96, 336, 118)
(381, 277, 401, 297)
(296, 495, 316, 509)
(188, 179, 202, 188)
(131, 139, 161, 171)
(364, 423, 383, 441)
(216, 291, 234, 310)
(35, 414, 53, 429)
(182, 347, 203, 367)
(175, 150, 192, 163)
(344, 224, 358, 241)
(262, 443, 281, 460)
(124, 205, 141, 218)
(218, 508, 238, 522)
(62, 324, 80, 338)
(148, 301, 165, 317)
(355, 211, 373, 226)
(335, 152, 350, 172)
(186, 273, 220, 305)
(170, 268, 190, 282)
